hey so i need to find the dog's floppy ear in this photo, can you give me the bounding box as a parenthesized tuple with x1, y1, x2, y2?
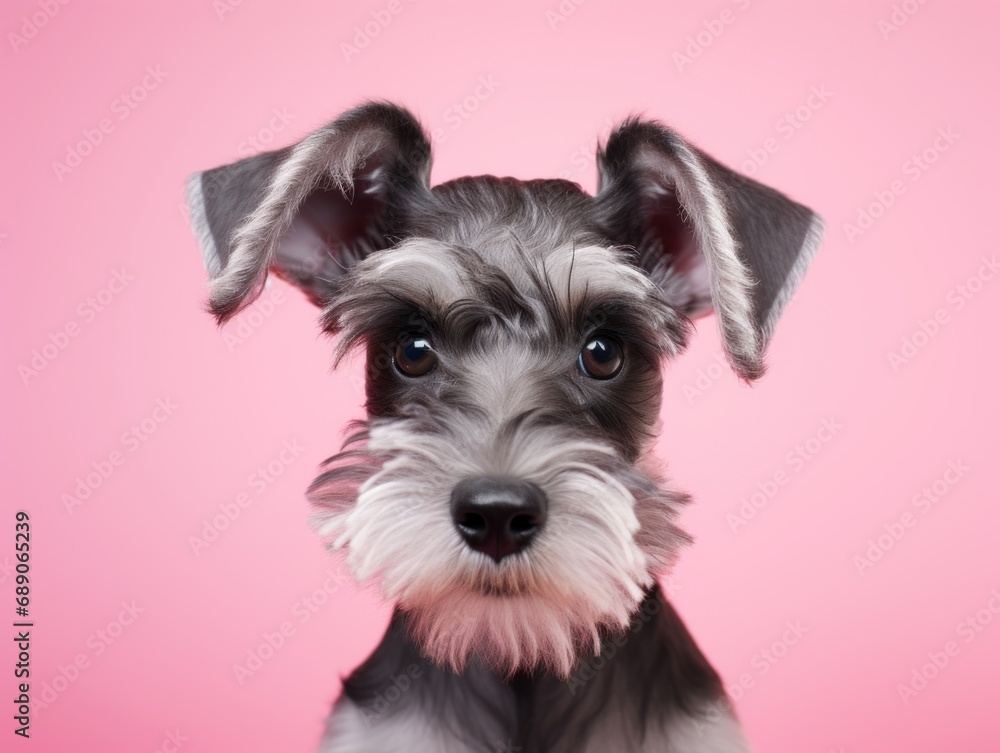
(593, 119, 823, 380)
(186, 102, 433, 323)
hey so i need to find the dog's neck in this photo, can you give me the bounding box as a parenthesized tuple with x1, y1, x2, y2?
(336, 585, 727, 752)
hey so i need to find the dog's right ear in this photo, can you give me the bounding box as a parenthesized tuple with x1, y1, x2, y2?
(593, 119, 823, 380)
(185, 102, 433, 323)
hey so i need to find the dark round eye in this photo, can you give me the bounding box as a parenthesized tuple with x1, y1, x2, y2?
(394, 335, 437, 377)
(579, 335, 624, 379)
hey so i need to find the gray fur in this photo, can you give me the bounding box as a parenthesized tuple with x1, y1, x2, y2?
(186, 102, 822, 751)
(320, 586, 750, 753)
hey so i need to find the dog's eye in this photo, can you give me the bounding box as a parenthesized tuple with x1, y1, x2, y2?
(394, 335, 437, 377)
(578, 335, 623, 379)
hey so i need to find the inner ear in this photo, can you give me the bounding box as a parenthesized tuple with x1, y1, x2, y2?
(638, 187, 712, 318)
(186, 103, 433, 324)
(273, 172, 388, 305)
(594, 118, 824, 380)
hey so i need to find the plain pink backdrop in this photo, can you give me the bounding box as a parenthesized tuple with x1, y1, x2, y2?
(3, 1, 998, 751)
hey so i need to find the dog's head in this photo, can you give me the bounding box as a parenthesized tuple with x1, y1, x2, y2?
(187, 103, 822, 676)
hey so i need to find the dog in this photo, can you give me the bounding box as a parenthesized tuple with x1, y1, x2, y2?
(186, 102, 823, 752)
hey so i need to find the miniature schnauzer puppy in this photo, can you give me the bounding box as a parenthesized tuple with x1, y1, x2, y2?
(186, 103, 822, 752)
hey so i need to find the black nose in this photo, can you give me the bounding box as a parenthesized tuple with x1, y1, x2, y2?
(450, 478, 547, 562)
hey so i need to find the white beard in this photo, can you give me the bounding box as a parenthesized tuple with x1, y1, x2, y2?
(309, 413, 689, 676)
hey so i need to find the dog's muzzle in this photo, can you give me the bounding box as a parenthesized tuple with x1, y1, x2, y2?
(449, 477, 548, 562)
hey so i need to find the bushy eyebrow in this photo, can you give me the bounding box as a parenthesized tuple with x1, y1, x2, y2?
(322, 240, 690, 361)
(327, 291, 686, 376)
(571, 297, 689, 361)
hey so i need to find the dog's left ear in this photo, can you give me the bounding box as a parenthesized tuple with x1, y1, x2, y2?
(593, 119, 823, 380)
(186, 102, 433, 324)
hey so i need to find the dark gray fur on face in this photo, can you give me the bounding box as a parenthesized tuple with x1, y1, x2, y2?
(186, 102, 823, 751)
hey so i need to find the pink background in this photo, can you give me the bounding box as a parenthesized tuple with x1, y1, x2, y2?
(3, 1, 998, 750)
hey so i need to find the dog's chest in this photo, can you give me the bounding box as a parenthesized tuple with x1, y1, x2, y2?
(320, 690, 747, 753)
(319, 595, 751, 752)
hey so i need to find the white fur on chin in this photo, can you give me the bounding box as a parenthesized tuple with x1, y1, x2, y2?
(310, 414, 688, 676)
